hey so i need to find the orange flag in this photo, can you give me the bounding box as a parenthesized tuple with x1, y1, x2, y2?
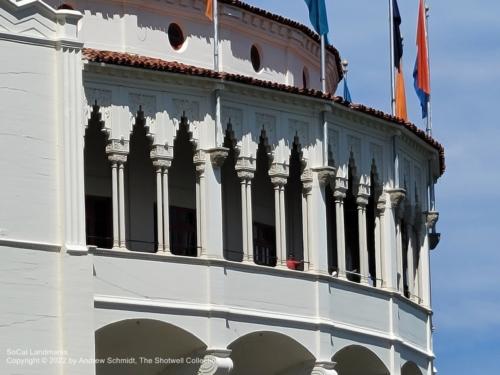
(395, 64, 408, 121)
(205, 0, 213, 20)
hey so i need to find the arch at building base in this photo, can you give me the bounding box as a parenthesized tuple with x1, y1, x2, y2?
(402, 361, 424, 375)
(95, 319, 207, 375)
(333, 345, 390, 375)
(228, 331, 316, 375)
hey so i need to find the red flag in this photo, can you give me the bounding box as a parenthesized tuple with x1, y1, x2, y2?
(413, 0, 430, 118)
(205, 0, 213, 20)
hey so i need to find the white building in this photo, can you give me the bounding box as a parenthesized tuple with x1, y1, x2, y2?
(0, 1, 444, 374)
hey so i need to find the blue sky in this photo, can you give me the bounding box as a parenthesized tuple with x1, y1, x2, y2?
(247, 0, 500, 373)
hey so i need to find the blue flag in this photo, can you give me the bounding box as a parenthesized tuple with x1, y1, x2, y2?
(304, 0, 329, 36)
(343, 78, 352, 103)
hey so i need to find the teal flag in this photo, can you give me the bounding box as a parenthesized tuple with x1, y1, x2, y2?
(343, 78, 352, 103)
(304, 0, 329, 36)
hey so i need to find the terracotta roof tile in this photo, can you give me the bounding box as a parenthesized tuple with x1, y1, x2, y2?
(82, 48, 445, 175)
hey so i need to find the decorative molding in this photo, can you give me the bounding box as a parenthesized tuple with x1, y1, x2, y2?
(425, 211, 439, 228)
(207, 147, 229, 167)
(255, 113, 276, 143)
(334, 177, 348, 200)
(289, 119, 308, 144)
(193, 149, 207, 176)
(150, 145, 173, 169)
(356, 183, 370, 206)
(235, 156, 256, 180)
(173, 98, 200, 123)
(106, 139, 129, 164)
(222, 106, 243, 139)
(328, 129, 340, 165)
(130, 93, 157, 127)
(347, 135, 361, 165)
(269, 162, 289, 186)
(84, 87, 112, 125)
(301, 168, 313, 193)
(387, 188, 406, 209)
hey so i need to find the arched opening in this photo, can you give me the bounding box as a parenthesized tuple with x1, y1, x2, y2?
(169, 118, 197, 256)
(366, 165, 379, 285)
(95, 319, 206, 375)
(222, 123, 243, 261)
(126, 111, 156, 252)
(401, 200, 410, 298)
(252, 129, 276, 267)
(334, 345, 390, 375)
(345, 158, 360, 282)
(84, 104, 112, 249)
(285, 135, 304, 269)
(402, 361, 424, 375)
(326, 181, 337, 275)
(228, 331, 316, 375)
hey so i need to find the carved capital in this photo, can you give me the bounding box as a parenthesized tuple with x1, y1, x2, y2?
(150, 144, 173, 169)
(269, 162, 289, 178)
(376, 195, 387, 215)
(387, 188, 406, 209)
(301, 169, 313, 194)
(198, 350, 233, 375)
(106, 139, 129, 156)
(235, 156, 255, 181)
(356, 182, 370, 206)
(107, 153, 127, 164)
(271, 176, 288, 187)
(207, 147, 229, 168)
(333, 177, 348, 200)
(193, 150, 207, 176)
(425, 211, 439, 228)
(314, 166, 336, 187)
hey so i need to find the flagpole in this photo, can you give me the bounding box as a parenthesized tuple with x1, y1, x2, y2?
(320, 35, 326, 93)
(425, 2, 432, 137)
(213, 0, 219, 72)
(389, 0, 396, 116)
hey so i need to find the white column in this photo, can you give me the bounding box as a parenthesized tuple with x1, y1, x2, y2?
(194, 150, 207, 257)
(358, 201, 369, 286)
(387, 189, 406, 292)
(246, 178, 254, 261)
(375, 198, 386, 288)
(334, 178, 348, 279)
(279, 185, 287, 264)
(118, 161, 126, 249)
(273, 184, 281, 266)
(240, 178, 248, 261)
(155, 165, 163, 252)
(110, 159, 119, 249)
(302, 191, 309, 269)
(162, 168, 171, 254)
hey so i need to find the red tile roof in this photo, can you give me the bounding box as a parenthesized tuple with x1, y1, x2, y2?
(219, 0, 343, 80)
(82, 48, 445, 175)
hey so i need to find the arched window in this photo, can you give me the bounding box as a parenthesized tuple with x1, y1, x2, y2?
(168, 23, 185, 50)
(250, 44, 261, 72)
(366, 167, 379, 285)
(169, 119, 197, 256)
(84, 104, 112, 249)
(126, 111, 155, 252)
(221, 123, 243, 261)
(285, 136, 304, 270)
(252, 129, 276, 267)
(344, 160, 360, 282)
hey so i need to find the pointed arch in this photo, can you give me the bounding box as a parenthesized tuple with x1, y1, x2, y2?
(285, 133, 305, 270)
(222, 121, 243, 261)
(252, 127, 276, 267)
(345, 154, 360, 282)
(84, 104, 112, 249)
(126, 111, 156, 252)
(367, 159, 381, 285)
(169, 117, 198, 256)
(402, 361, 424, 375)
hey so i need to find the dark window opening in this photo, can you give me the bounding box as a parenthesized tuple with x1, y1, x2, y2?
(170, 206, 197, 256)
(168, 23, 185, 50)
(367, 173, 377, 285)
(401, 219, 410, 298)
(344, 167, 360, 283)
(326, 184, 338, 275)
(85, 196, 112, 249)
(251, 45, 261, 72)
(302, 67, 309, 89)
(253, 222, 276, 267)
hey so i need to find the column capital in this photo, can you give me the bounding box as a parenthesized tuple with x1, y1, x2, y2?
(313, 166, 337, 187)
(107, 153, 127, 164)
(235, 156, 255, 181)
(301, 168, 313, 194)
(106, 139, 129, 164)
(150, 144, 173, 168)
(312, 361, 338, 375)
(194, 149, 207, 176)
(333, 177, 348, 200)
(207, 147, 229, 167)
(198, 349, 233, 375)
(387, 188, 406, 209)
(376, 195, 387, 215)
(356, 182, 370, 206)
(425, 210, 439, 228)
